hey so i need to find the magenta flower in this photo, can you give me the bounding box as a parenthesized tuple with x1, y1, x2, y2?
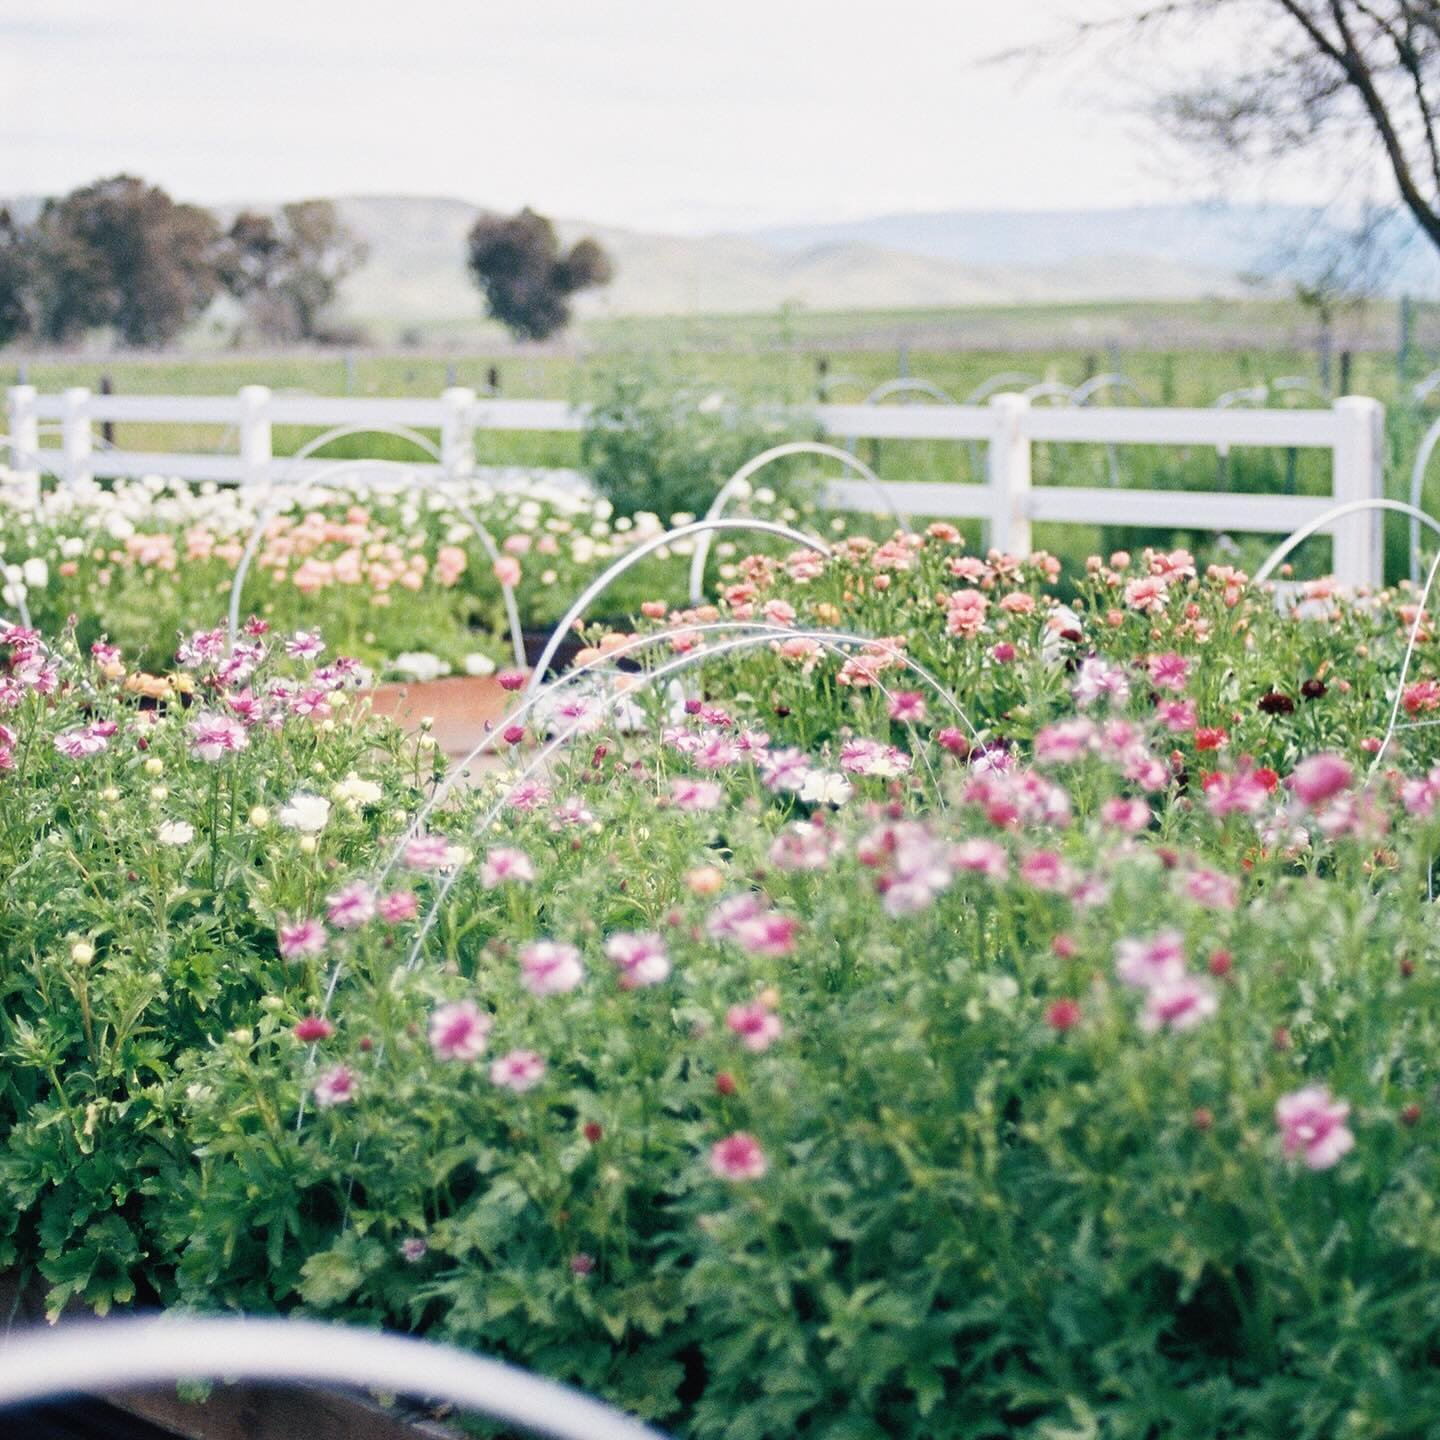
(887, 691, 927, 724)
(277, 917, 326, 961)
(671, 777, 724, 812)
(1147, 651, 1191, 691)
(189, 712, 248, 762)
(726, 1002, 783, 1052)
(1182, 868, 1239, 910)
(520, 940, 584, 996)
(403, 834, 454, 870)
(1290, 753, 1354, 808)
(480, 847, 536, 888)
(378, 889, 419, 923)
(1140, 976, 1219, 1033)
(312, 1064, 357, 1108)
(428, 1000, 492, 1062)
(399, 1237, 428, 1263)
(605, 932, 672, 987)
(952, 837, 1008, 879)
(709, 1132, 768, 1182)
(490, 1048, 547, 1092)
(1275, 1085, 1355, 1170)
(734, 912, 801, 958)
(1100, 796, 1151, 832)
(286, 630, 325, 660)
(292, 1015, 334, 1042)
(706, 893, 766, 942)
(1115, 930, 1186, 989)
(326, 882, 377, 930)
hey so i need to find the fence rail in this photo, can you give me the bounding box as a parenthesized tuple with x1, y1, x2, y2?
(5, 384, 1387, 588)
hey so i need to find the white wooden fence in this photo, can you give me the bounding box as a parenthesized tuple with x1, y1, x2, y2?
(5, 383, 1388, 587)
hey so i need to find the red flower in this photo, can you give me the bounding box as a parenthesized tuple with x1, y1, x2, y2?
(1194, 727, 1228, 752)
(1045, 999, 1082, 1032)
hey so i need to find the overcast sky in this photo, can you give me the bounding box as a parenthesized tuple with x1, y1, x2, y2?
(0, 1, 1294, 233)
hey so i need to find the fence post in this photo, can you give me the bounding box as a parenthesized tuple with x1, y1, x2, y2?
(441, 387, 476, 478)
(987, 392, 1032, 556)
(1331, 396, 1386, 590)
(238, 386, 273, 487)
(60, 387, 92, 487)
(6, 385, 38, 473)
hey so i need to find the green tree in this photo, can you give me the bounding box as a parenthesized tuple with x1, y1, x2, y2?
(30, 176, 219, 347)
(466, 207, 613, 341)
(0, 209, 34, 347)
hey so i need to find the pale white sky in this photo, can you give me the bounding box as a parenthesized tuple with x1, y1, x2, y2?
(0, 0, 1302, 233)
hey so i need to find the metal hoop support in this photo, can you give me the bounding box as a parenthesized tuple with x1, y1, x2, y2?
(1414, 370, 1440, 404)
(523, 518, 832, 702)
(278, 423, 444, 481)
(687, 444, 903, 605)
(1213, 385, 1269, 410)
(1072, 374, 1149, 407)
(0, 1315, 666, 1440)
(1253, 498, 1440, 588)
(843, 378, 956, 456)
(1022, 382, 1076, 405)
(1271, 376, 1329, 406)
(1409, 416, 1440, 585)
(224, 460, 526, 667)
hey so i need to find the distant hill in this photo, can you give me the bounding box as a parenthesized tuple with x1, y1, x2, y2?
(330, 195, 1253, 342)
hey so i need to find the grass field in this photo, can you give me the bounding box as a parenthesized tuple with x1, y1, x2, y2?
(7, 297, 1440, 582)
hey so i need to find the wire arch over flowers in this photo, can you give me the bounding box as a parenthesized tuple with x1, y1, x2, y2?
(224, 459, 526, 667)
(687, 445, 906, 606)
(294, 621, 979, 1129)
(0, 1315, 668, 1440)
(1252, 498, 1440, 588)
(276, 422, 444, 478)
(524, 517, 834, 703)
(1408, 414, 1440, 585)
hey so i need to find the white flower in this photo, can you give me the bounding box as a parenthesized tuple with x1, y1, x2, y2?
(278, 792, 331, 834)
(799, 771, 853, 807)
(332, 773, 382, 807)
(392, 652, 448, 683)
(22, 557, 48, 587)
(157, 820, 195, 845)
(463, 652, 496, 677)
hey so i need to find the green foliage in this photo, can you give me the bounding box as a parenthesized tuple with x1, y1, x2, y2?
(580, 364, 811, 522)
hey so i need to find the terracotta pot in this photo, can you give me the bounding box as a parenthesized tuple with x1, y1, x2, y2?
(361, 674, 512, 758)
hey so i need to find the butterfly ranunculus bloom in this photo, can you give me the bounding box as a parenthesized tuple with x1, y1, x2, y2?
(605, 931, 672, 987)
(428, 1000, 492, 1062)
(709, 1132, 768, 1182)
(520, 940, 584, 996)
(312, 1064, 358, 1109)
(726, 1002, 783, 1052)
(480, 847, 536, 888)
(278, 918, 326, 960)
(326, 882, 376, 930)
(278, 792, 331, 834)
(1140, 975, 1219, 1033)
(189, 712, 248, 763)
(1290, 752, 1354, 808)
(378, 890, 419, 923)
(1115, 930, 1186, 989)
(1275, 1085, 1355, 1170)
(490, 1048, 546, 1091)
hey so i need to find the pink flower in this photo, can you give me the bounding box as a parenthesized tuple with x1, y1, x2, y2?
(1290, 753, 1353, 808)
(1140, 975, 1219, 1032)
(605, 931, 672, 987)
(1147, 652, 1190, 691)
(1275, 1085, 1355, 1170)
(952, 838, 1007, 879)
(733, 912, 801, 958)
(278, 918, 326, 960)
(671, 777, 723, 812)
(326, 882, 376, 930)
(493, 556, 522, 588)
(490, 1048, 546, 1091)
(1100, 796, 1151, 832)
(286, 630, 325, 660)
(1182, 868, 1238, 910)
(1156, 698, 1197, 733)
(887, 691, 927, 724)
(520, 940, 584, 996)
(1019, 850, 1075, 894)
(428, 999, 492, 1062)
(706, 893, 766, 941)
(378, 889, 419, 923)
(399, 1237, 428, 1263)
(312, 1064, 357, 1108)
(480, 847, 535, 888)
(292, 1015, 334, 1042)
(726, 1001, 783, 1052)
(1115, 930, 1186, 989)
(709, 1132, 768, 1182)
(403, 834, 454, 870)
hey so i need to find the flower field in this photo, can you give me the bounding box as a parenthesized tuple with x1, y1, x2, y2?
(7, 494, 1440, 1437)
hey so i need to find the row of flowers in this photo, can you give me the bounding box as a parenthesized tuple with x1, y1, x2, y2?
(6, 524, 1440, 1436)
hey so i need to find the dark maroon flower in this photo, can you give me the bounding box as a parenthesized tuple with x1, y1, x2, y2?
(1258, 691, 1295, 716)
